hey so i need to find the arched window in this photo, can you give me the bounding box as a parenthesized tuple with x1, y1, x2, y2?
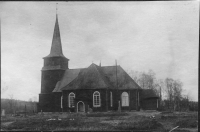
(121, 92, 129, 106)
(93, 91, 101, 107)
(68, 92, 75, 108)
(110, 92, 113, 107)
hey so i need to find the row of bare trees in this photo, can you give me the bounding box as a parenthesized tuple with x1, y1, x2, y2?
(164, 78, 183, 111)
(128, 69, 196, 111)
(1, 95, 37, 115)
(128, 70, 163, 96)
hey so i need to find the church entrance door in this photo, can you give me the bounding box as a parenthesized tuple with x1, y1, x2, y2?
(77, 101, 85, 112)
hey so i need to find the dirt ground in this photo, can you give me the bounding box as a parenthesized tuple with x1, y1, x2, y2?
(1, 111, 198, 131)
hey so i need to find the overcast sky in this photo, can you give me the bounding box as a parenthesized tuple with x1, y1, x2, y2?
(1, 1, 199, 101)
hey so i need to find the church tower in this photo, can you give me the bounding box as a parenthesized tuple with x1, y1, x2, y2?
(38, 14, 69, 112)
(41, 14, 69, 94)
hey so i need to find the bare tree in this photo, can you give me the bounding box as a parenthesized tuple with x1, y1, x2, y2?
(128, 69, 158, 94)
(165, 78, 174, 111)
(173, 80, 183, 111)
(147, 69, 156, 89)
(128, 69, 186, 112)
(8, 94, 14, 114)
(137, 70, 158, 95)
(29, 98, 35, 113)
(138, 72, 147, 89)
(180, 95, 189, 111)
(128, 70, 148, 89)
(154, 79, 165, 100)
(127, 70, 141, 84)
(164, 78, 184, 111)
(32, 96, 38, 113)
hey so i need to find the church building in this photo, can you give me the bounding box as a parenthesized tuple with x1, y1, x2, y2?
(38, 15, 159, 113)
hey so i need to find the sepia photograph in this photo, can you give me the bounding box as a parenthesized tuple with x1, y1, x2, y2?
(1, 1, 199, 131)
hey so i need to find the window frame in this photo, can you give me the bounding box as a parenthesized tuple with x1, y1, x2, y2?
(110, 92, 113, 107)
(121, 92, 129, 107)
(93, 91, 101, 107)
(68, 92, 75, 108)
(61, 95, 63, 108)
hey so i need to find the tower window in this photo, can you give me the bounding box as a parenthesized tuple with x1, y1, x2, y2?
(93, 91, 101, 107)
(68, 92, 75, 108)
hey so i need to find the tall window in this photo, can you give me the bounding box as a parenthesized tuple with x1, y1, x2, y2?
(121, 92, 129, 106)
(93, 91, 101, 107)
(68, 92, 75, 107)
(110, 92, 113, 107)
(138, 92, 140, 106)
(61, 96, 63, 108)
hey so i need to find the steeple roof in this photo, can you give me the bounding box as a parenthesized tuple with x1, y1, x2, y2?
(44, 14, 67, 59)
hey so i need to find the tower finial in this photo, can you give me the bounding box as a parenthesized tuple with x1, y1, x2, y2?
(56, 3, 58, 17)
(56, 3, 57, 12)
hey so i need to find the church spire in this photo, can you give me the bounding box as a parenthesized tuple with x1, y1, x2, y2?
(45, 7, 65, 58)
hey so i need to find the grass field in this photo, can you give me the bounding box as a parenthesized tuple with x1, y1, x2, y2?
(1, 111, 198, 131)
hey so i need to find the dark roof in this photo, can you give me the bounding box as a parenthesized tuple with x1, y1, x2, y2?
(100, 65, 141, 90)
(53, 63, 141, 92)
(61, 64, 110, 90)
(44, 15, 68, 59)
(141, 89, 159, 99)
(53, 68, 82, 92)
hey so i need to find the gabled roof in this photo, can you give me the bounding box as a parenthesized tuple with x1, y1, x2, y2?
(141, 89, 159, 99)
(53, 63, 141, 92)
